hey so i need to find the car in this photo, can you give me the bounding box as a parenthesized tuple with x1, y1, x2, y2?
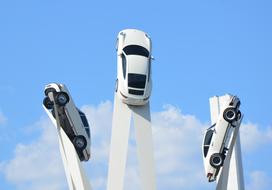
(115, 29, 152, 106)
(202, 95, 242, 182)
(43, 83, 91, 161)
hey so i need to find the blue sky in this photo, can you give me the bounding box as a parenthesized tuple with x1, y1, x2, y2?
(0, 0, 272, 189)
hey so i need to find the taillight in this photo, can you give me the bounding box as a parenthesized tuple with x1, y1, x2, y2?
(207, 173, 213, 177)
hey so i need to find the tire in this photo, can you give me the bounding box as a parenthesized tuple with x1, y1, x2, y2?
(43, 97, 54, 109)
(44, 88, 56, 96)
(210, 153, 224, 168)
(73, 135, 87, 150)
(55, 92, 70, 106)
(223, 107, 237, 123)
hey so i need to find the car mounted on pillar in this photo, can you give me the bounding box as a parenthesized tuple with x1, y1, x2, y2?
(115, 29, 153, 106)
(202, 95, 242, 182)
(43, 83, 91, 161)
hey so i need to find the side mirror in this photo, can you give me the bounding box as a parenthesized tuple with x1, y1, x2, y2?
(151, 56, 155, 61)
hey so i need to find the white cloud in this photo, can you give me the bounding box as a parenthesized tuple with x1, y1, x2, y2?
(0, 110, 10, 142)
(1, 102, 271, 190)
(81, 101, 112, 135)
(151, 105, 210, 190)
(3, 101, 114, 190)
(0, 117, 67, 190)
(0, 111, 7, 125)
(240, 122, 272, 152)
(81, 101, 113, 190)
(247, 171, 272, 190)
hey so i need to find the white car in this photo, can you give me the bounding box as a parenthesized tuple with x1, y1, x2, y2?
(115, 29, 152, 106)
(202, 95, 242, 182)
(43, 83, 91, 161)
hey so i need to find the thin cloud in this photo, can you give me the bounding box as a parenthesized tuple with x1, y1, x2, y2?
(0, 111, 7, 125)
(0, 102, 271, 190)
(240, 122, 272, 152)
(247, 171, 272, 190)
(0, 117, 67, 190)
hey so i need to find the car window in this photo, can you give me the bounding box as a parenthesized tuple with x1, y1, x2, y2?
(121, 54, 127, 79)
(204, 129, 213, 146)
(78, 109, 90, 128)
(80, 113, 91, 139)
(85, 127, 90, 138)
(123, 45, 149, 57)
(203, 130, 213, 157)
(129, 89, 144, 95)
(80, 115, 89, 128)
(128, 73, 146, 89)
(203, 146, 209, 158)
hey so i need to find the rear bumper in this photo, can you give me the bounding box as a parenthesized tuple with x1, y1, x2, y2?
(119, 91, 149, 106)
(207, 173, 216, 182)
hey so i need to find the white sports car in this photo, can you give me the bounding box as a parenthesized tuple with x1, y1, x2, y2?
(115, 29, 152, 106)
(43, 83, 91, 161)
(202, 95, 242, 182)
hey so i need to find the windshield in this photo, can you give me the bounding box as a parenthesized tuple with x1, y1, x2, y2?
(128, 73, 146, 89)
(123, 45, 149, 57)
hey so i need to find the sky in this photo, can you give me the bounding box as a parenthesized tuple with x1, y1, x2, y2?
(0, 0, 272, 189)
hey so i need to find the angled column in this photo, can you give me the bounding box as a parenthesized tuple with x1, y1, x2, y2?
(216, 118, 242, 190)
(131, 103, 157, 190)
(226, 133, 245, 190)
(209, 95, 244, 190)
(44, 92, 92, 190)
(107, 95, 157, 190)
(107, 95, 132, 190)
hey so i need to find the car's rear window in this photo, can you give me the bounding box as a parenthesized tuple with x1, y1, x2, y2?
(123, 45, 149, 57)
(128, 73, 146, 89)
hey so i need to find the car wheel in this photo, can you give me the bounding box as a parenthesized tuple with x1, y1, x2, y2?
(55, 92, 70, 106)
(43, 97, 54, 109)
(115, 79, 118, 92)
(223, 107, 237, 123)
(44, 88, 56, 96)
(73, 135, 87, 150)
(210, 153, 224, 168)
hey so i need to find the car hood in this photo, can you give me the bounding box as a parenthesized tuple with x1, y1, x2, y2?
(127, 55, 149, 75)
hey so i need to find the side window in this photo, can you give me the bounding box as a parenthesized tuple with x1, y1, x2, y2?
(203, 147, 209, 157)
(80, 115, 89, 127)
(122, 54, 127, 79)
(204, 130, 213, 146)
(203, 126, 215, 157)
(85, 127, 90, 138)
